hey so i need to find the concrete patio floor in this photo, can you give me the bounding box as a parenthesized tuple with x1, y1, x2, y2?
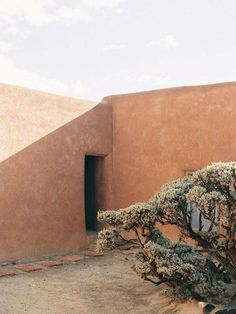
(0, 250, 201, 314)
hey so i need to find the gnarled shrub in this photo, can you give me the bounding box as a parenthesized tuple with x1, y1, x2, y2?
(97, 162, 236, 301)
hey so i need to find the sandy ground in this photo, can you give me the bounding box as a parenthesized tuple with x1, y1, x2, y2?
(0, 251, 201, 314)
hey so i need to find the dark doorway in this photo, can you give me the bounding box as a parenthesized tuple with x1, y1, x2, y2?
(84, 155, 103, 231)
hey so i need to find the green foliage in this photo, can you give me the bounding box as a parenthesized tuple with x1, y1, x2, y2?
(97, 162, 236, 301)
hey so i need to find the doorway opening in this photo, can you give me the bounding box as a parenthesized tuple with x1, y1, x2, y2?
(84, 155, 104, 232)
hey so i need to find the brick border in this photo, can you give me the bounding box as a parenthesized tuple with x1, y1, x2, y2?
(0, 250, 104, 278)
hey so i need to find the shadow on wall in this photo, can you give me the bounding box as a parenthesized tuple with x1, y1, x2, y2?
(0, 103, 113, 262)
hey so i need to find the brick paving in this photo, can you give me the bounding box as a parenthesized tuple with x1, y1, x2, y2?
(0, 269, 16, 277)
(0, 239, 135, 279)
(82, 250, 103, 257)
(61, 254, 87, 263)
(0, 242, 107, 278)
(39, 260, 63, 267)
(15, 264, 43, 272)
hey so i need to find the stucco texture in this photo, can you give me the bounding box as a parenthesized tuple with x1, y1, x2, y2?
(0, 83, 112, 261)
(1, 81, 236, 261)
(104, 82, 236, 238)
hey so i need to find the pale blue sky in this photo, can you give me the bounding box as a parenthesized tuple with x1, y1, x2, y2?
(0, 0, 235, 100)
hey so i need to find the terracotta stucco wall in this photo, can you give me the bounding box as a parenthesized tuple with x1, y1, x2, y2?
(0, 98, 112, 261)
(105, 82, 236, 210)
(0, 83, 97, 163)
(2, 81, 236, 260)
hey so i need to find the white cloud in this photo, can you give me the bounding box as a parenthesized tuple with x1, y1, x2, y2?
(147, 35, 179, 49)
(0, 53, 69, 94)
(0, 53, 91, 98)
(0, 0, 124, 27)
(3, 26, 20, 36)
(136, 74, 172, 88)
(158, 36, 179, 49)
(3, 26, 31, 39)
(137, 74, 169, 84)
(0, 0, 90, 26)
(0, 41, 16, 53)
(81, 0, 125, 8)
(0, 0, 54, 25)
(74, 80, 91, 98)
(54, 6, 90, 24)
(102, 44, 126, 51)
(147, 40, 158, 48)
(126, 74, 184, 90)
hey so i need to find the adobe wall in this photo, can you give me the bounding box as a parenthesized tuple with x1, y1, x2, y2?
(0, 102, 112, 261)
(104, 82, 236, 238)
(1, 81, 236, 260)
